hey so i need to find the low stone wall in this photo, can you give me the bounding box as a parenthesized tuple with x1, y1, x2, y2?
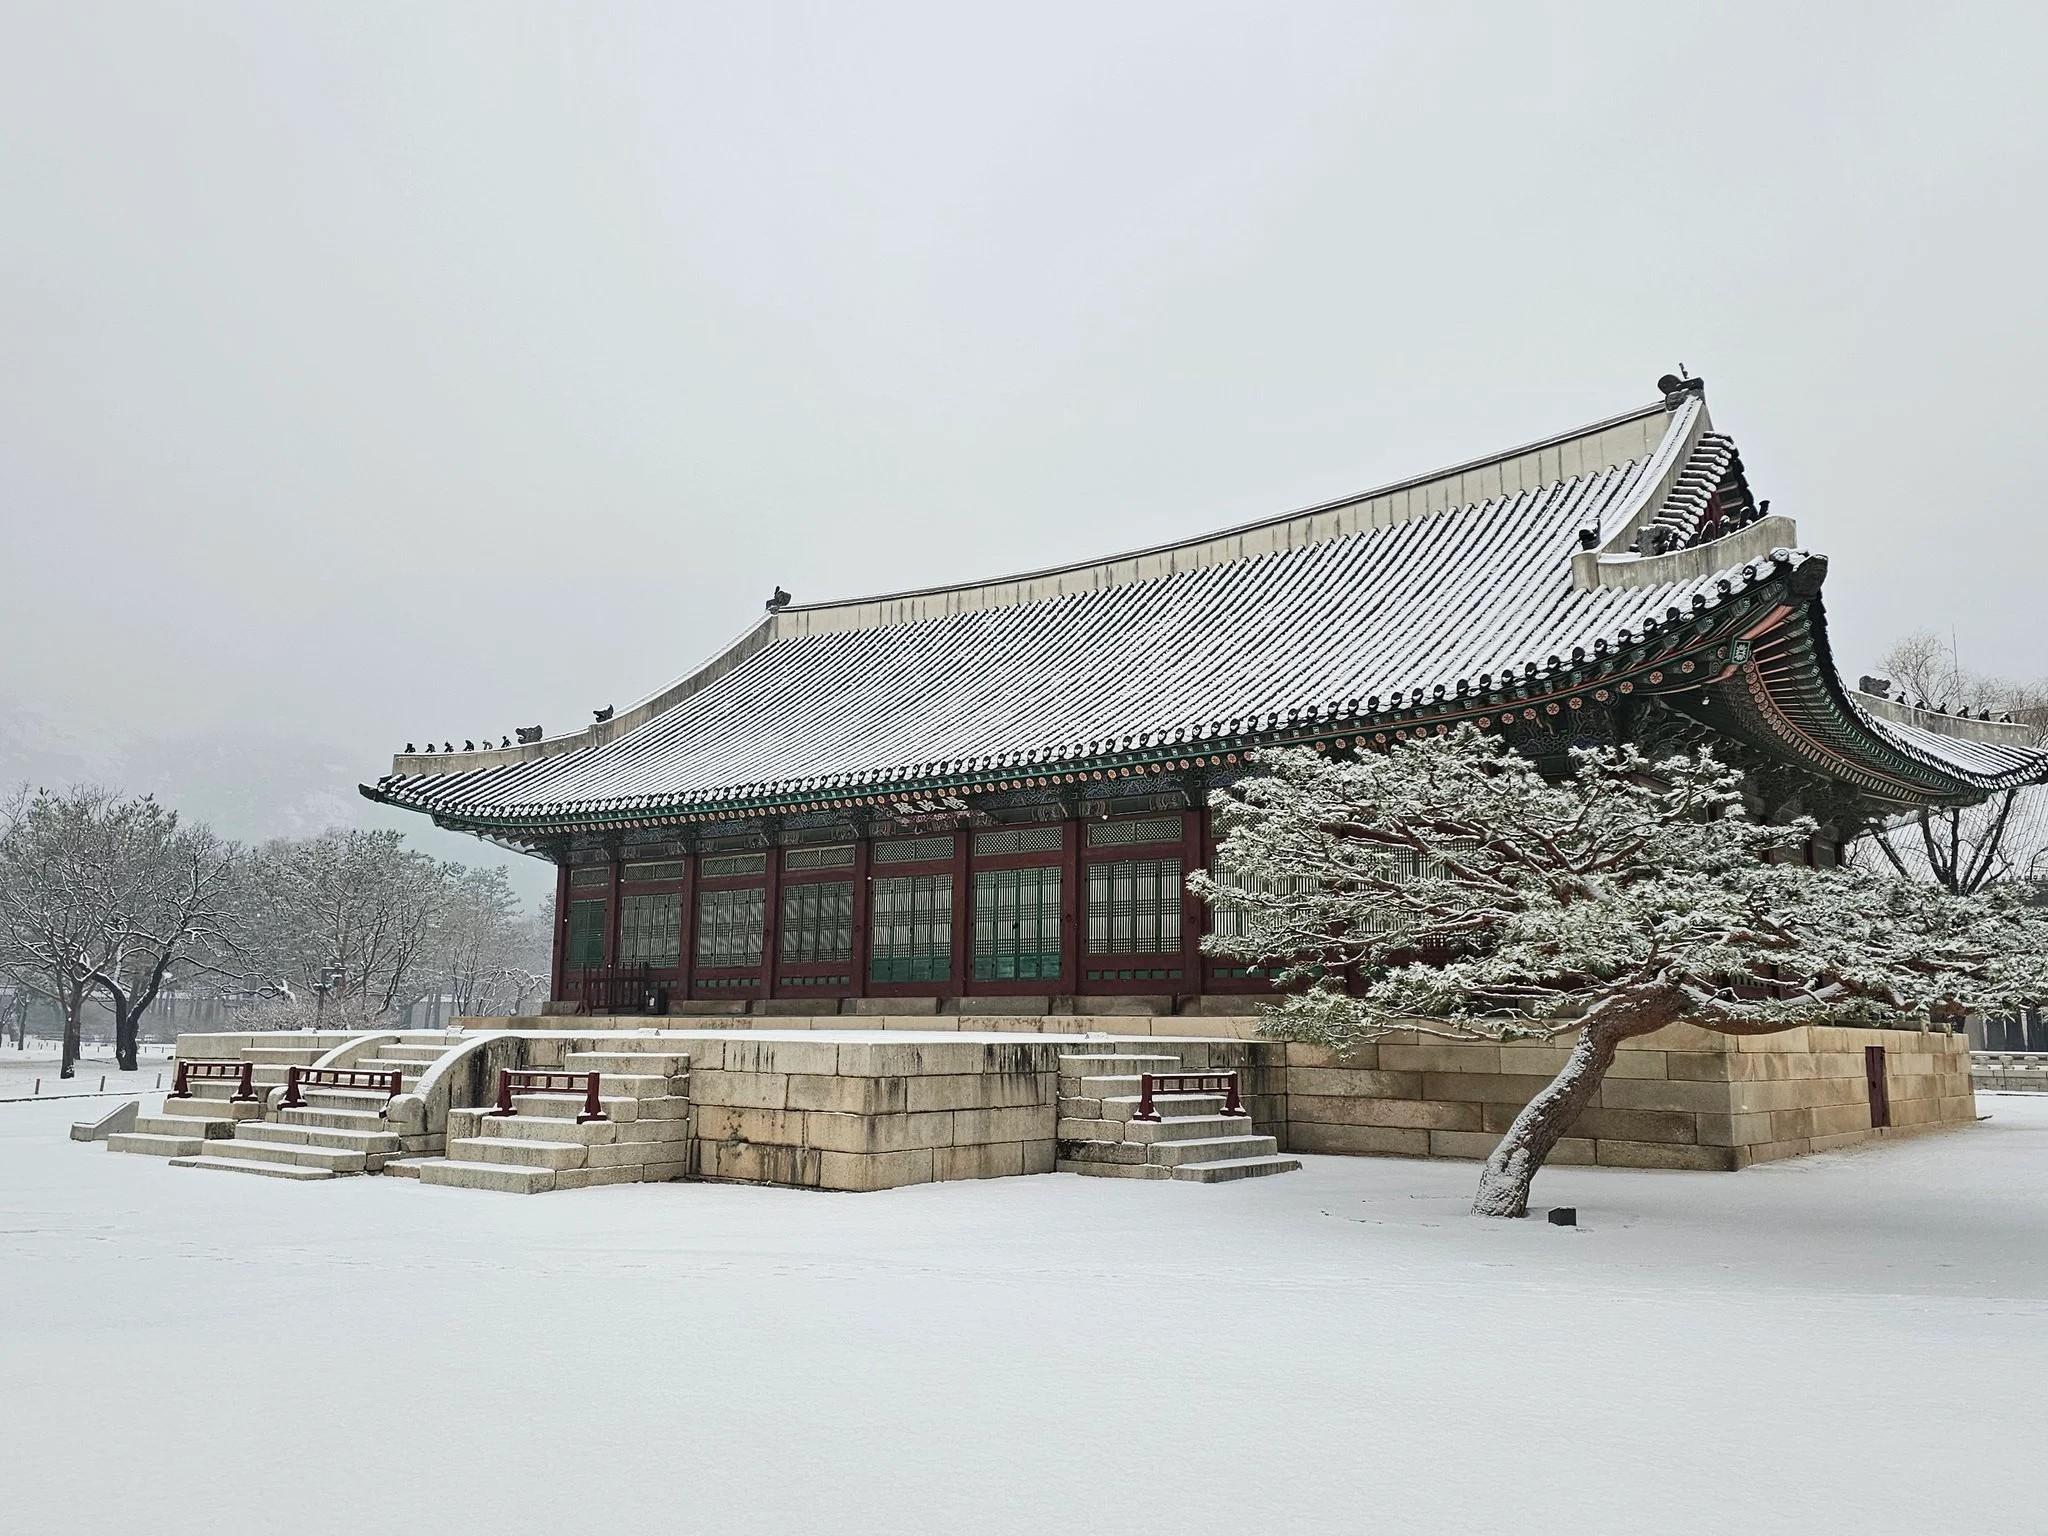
(1972, 1053, 2048, 1093)
(1284, 1023, 1975, 1170)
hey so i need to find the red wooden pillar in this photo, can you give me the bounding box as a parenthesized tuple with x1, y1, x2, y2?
(677, 852, 698, 1004)
(549, 858, 570, 1004)
(761, 846, 783, 1002)
(949, 829, 971, 999)
(850, 834, 872, 1000)
(1059, 812, 1082, 1000)
(1179, 804, 1205, 1004)
(604, 850, 624, 1003)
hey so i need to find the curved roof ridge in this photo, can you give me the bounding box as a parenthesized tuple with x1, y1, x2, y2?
(770, 397, 1682, 638)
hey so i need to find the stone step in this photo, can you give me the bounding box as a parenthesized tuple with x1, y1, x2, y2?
(509, 1091, 688, 1122)
(553, 1037, 692, 1056)
(416, 1159, 558, 1194)
(451, 1111, 622, 1145)
(1055, 1138, 1148, 1166)
(135, 1114, 236, 1139)
(1055, 1159, 1171, 1179)
(1145, 1135, 1280, 1167)
(447, 1136, 590, 1170)
(233, 1121, 402, 1157)
(168, 1085, 264, 1108)
(202, 1138, 368, 1174)
(169, 1154, 336, 1181)
(379, 1045, 454, 1062)
(240, 1046, 325, 1066)
(1099, 1093, 1231, 1123)
(553, 1064, 687, 1098)
(352, 1061, 427, 1081)
(1169, 1155, 1302, 1183)
(301, 1088, 407, 1111)
(380, 1157, 433, 1179)
(109, 1131, 207, 1158)
(1122, 1114, 1256, 1144)
(561, 1056, 688, 1089)
(279, 1106, 388, 1133)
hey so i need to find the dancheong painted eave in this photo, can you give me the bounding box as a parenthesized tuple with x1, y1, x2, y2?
(362, 378, 2048, 834)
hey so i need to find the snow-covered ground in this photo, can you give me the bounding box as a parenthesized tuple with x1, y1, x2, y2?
(0, 1043, 178, 1098)
(7, 1096, 2045, 1536)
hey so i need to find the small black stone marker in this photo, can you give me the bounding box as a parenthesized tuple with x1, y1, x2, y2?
(1547, 1207, 1577, 1227)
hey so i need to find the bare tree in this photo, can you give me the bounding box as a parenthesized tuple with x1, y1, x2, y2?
(234, 829, 455, 1022)
(1860, 633, 2048, 894)
(0, 786, 241, 1076)
(1196, 728, 2048, 1217)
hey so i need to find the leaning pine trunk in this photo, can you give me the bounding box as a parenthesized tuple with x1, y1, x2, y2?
(1472, 988, 1679, 1218)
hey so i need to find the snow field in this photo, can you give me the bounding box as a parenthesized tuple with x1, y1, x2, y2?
(5, 1095, 2044, 1535)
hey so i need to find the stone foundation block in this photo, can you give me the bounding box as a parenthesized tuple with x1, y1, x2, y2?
(1285, 1068, 1423, 1099)
(1285, 1122, 1429, 1157)
(787, 1074, 910, 1115)
(1294, 1095, 1481, 1132)
(689, 1069, 789, 1110)
(934, 1142, 1026, 1181)
(804, 1109, 957, 1154)
(1593, 1140, 1738, 1171)
(815, 1148, 935, 1192)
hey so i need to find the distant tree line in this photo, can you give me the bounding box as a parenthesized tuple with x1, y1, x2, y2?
(0, 784, 549, 1078)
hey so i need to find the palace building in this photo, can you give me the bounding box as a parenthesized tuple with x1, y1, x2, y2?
(363, 376, 2048, 1020)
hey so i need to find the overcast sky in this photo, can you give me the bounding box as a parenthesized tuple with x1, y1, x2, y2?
(3, 2, 2044, 893)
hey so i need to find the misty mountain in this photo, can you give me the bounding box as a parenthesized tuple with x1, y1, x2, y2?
(0, 707, 553, 905)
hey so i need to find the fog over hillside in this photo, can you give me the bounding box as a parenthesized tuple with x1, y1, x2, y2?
(0, 707, 554, 905)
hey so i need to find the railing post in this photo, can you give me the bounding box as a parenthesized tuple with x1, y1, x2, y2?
(581, 1071, 604, 1124)
(171, 1059, 190, 1098)
(281, 1067, 303, 1110)
(488, 1066, 516, 1117)
(1135, 1073, 1158, 1122)
(1223, 1071, 1245, 1117)
(233, 1061, 256, 1101)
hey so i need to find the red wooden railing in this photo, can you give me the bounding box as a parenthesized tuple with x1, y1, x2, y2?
(1133, 1070, 1247, 1122)
(279, 1066, 404, 1110)
(486, 1068, 607, 1123)
(169, 1059, 257, 1101)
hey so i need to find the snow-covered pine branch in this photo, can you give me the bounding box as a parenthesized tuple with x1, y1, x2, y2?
(1192, 725, 2048, 1217)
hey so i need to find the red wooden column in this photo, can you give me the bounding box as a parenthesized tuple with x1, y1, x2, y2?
(760, 845, 784, 1002)
(949, 828, 971, 1000)
(1179, 803, 1205, 1004)
(850, 833, 872, 1000)
(676, 852, 698, 1004)
(1059, 812, 1082, 999)
(549, 858, 570, 1005)
(604, 849, 624, 998)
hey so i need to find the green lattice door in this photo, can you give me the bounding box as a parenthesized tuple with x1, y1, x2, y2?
(973, 866, 1062, 981)
(566, 899, 607, 969)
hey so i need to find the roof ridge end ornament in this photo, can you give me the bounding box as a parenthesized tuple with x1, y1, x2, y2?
(1657, 368, 1706, 409)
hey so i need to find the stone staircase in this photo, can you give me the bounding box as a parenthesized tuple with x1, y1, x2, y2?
(107, 1078, 265, 1159)
(403, 1041, 692, 1194)
(170, 1036, 463, 1181)
(1055, 1050, 1300, 1182)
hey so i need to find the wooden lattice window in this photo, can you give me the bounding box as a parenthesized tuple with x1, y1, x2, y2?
(1087, 857, 1182, 955)
(781, 881, 854, 965)
(785, 844, 855, 871)
(696, 887, 765, 968)
(1086, 816, 1180, 848)
(973, 867, 1062, 980)
(569, 866, 610, 890)
(974, 826, 1063, 857)
(873, 835, 955, 864)
(619, 893, 682, 967)
(701, 852, 767, 879)
(870, 875, 952, 981)
(622, 860, 686, 884)
(566, 899, 607, 968)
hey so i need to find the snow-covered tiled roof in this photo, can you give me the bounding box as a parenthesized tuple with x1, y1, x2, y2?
(365, 388, 2048, 830)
